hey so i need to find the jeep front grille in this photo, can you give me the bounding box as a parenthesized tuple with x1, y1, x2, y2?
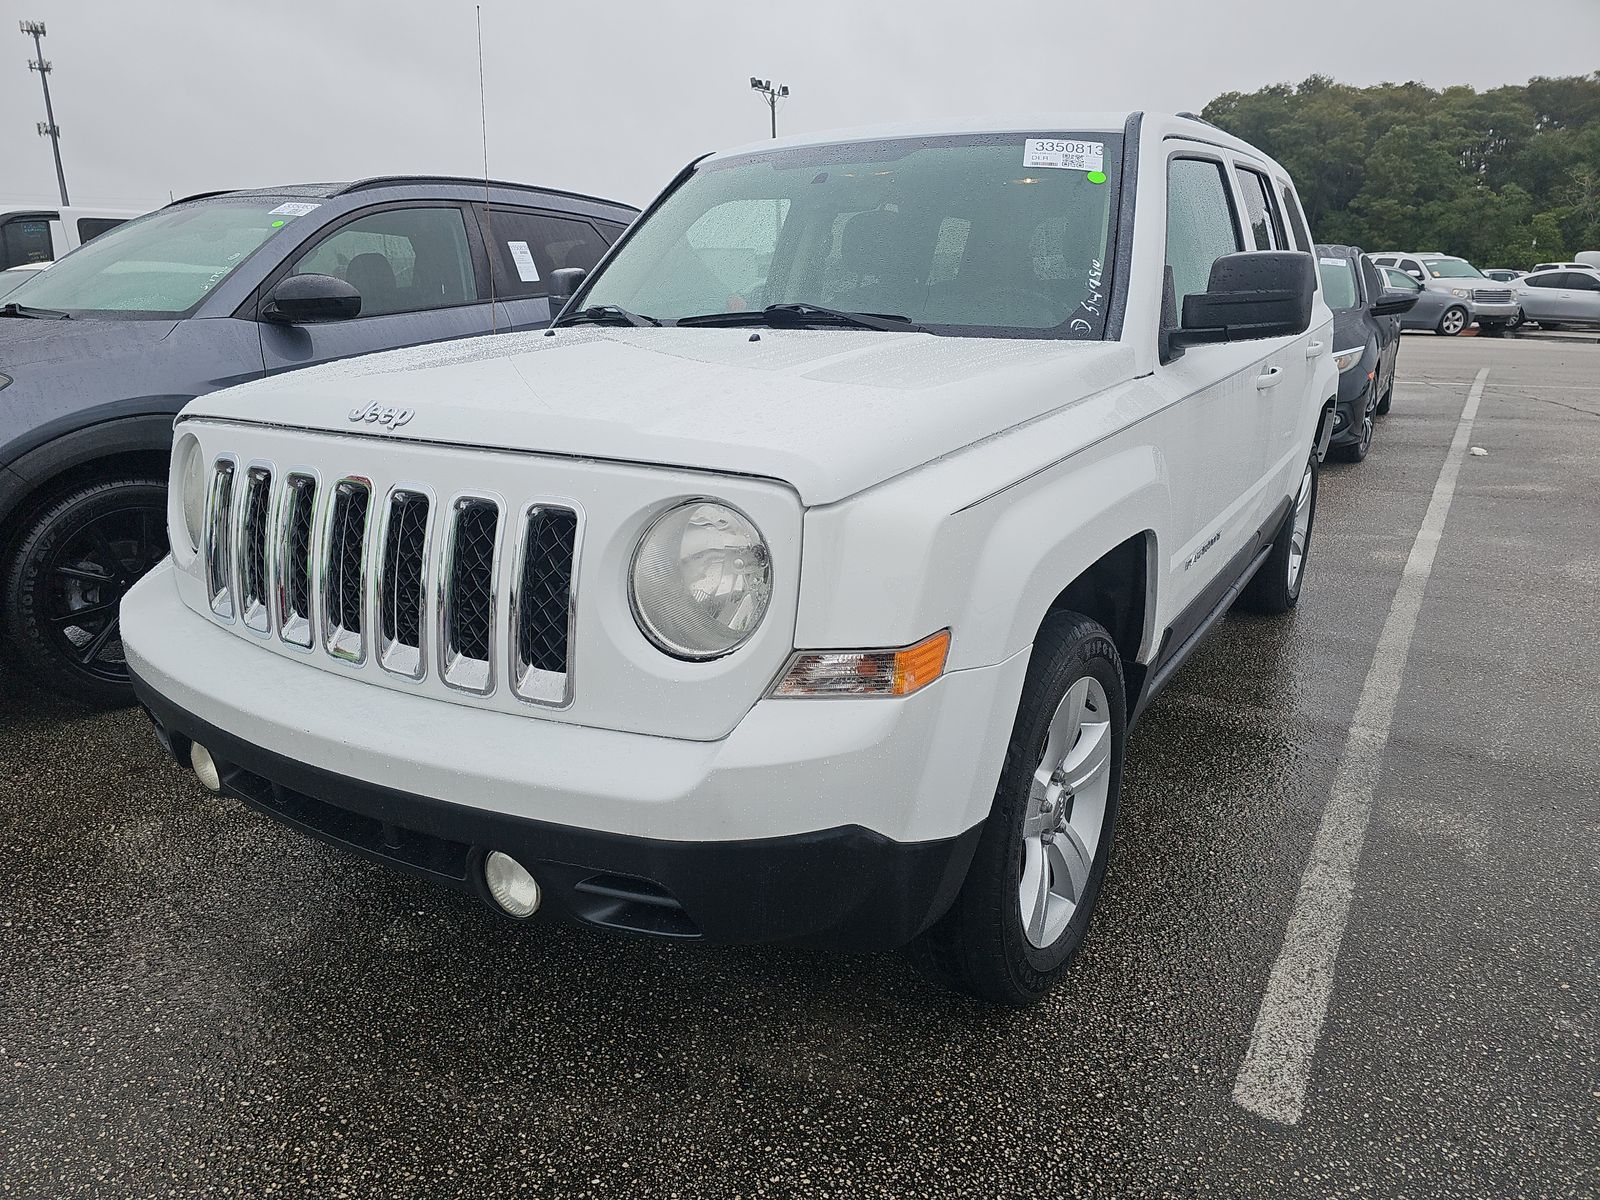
(441, 496, 500, 693)
(323, 478, 371, 663)
(378, 488, 431, 678)
(238, 466, 273, 634)
(276, 474, 317, 648)
(199, 456, 579, 700)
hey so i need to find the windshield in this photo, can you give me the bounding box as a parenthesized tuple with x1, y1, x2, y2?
(580, 133, 1123, 337)
(4, 199, 315, 317)
(1424, 258, 1483, 280)
(1317, 257, 1359, 311)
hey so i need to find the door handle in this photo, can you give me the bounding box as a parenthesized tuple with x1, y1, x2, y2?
(1257, 366, 1283, 389)
(1305, 341, 1324, 359)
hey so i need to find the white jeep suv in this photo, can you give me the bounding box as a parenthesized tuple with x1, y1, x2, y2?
(123, 113, 1336, 1004)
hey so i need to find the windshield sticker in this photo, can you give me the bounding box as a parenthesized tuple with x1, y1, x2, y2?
(269, 201, 321, 217)
(1086, 170, 1108, 185)
(1320, 256, 1345, 266)
(507, 240, 540, 283)
(1024, 139, 1104, 172)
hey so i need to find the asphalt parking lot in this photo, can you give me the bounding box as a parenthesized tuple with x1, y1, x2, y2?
(1, 335, 1595, 1198)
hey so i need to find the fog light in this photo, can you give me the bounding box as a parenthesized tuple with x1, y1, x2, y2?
(189, 742, 222, 792)
(484, 851, 541, 919)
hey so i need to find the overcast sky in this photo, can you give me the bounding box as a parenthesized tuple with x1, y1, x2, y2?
(3, 0, 1597, 213)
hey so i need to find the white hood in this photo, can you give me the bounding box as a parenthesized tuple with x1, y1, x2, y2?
(187, 327, 1135, 506)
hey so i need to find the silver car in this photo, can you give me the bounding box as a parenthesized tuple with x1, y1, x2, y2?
(1370, 252, 1520, 334)
(1514, 269, 1600, 330)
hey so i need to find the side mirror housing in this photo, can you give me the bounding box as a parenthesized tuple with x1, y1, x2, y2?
(1172, 251, 1315, 347)
(262, 273, 361, 324)
(1371, 288, 1420, 317)
(547, 266, 587, 312)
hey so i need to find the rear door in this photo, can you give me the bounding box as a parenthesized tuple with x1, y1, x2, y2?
(1360, 255, 1399, 390)
(1517, 272, 1567, 322)
(258, 202, 496, 372)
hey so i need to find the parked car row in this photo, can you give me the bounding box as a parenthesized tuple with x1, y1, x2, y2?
(1370, 251, 1600, 334)
(0, 204, 142, 269)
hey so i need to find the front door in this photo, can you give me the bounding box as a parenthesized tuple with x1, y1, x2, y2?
(259, 204, 496, 373)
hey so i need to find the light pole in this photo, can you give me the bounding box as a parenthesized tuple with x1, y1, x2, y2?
(749, 77, 789, 140)
(20, 20, 69, 206)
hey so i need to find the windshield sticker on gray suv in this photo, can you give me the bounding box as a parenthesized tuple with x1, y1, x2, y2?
(1023, 139, 1104, 172)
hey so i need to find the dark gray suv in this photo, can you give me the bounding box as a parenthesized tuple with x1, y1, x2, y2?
(0, 177, 636, 704)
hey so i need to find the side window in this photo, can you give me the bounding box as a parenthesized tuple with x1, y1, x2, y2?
(76, 217, 125, 244)
(292, 206, 475, 317)
(597, 220, 629, 244)
(1524, 274, 1557, 289)
(1166, 157, 1242, 307)
(477, 209, 612, 298)
(1359, 257, 1385, 303)
(1278, 182, 1312, 251)
(1400, 258, 1426, 280)
(1567, 273, 1600, 291)
(1, 216, 55, 268)
(1236, 167, 1285, 250)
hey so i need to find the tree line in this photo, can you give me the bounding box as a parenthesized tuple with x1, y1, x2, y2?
(1202, 73, 1600, 267)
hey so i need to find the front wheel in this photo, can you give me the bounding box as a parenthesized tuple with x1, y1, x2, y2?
(1237, 455, 1317, 614)
(1437, 306, 1468, 336)
(2, 477, 168, 707)
(909, 612, 1125, 1006)
(1333, 389, 1376, 463)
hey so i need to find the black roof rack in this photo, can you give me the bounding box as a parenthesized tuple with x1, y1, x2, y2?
(334, 175, 635, 210)
(165, 189, 236, 207)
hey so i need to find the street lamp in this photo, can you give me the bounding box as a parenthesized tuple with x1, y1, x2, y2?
(749, 77, 790, 140)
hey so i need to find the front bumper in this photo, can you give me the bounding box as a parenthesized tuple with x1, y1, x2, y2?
(123, 562, 1025, 949)
(1470, 300, 1520, 321)
(1330, 372, 1373, 447)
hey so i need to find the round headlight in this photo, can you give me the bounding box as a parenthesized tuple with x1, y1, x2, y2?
(630, 500, 772, 660)
(176, 433, 207, 551)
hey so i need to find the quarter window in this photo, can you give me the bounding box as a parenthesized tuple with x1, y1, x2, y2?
(1279, 182, 1312, 251)
(1237, 167, 1285, 250)
(1166, 157, 1242, 307)
(292, 206, 475, 317)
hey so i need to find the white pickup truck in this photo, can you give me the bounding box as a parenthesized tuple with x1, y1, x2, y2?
(123, 113, 1336, 1005)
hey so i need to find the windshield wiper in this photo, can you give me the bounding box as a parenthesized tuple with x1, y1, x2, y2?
(677, 303, 924, 333)
(551, 304, 661, 329)
(0, 302, 71, 320)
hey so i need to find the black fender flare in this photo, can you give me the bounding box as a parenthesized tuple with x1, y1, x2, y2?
(0, 412, 177, 533)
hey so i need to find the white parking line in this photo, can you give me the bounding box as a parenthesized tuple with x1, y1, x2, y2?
(1232, 366, 1490, 1126)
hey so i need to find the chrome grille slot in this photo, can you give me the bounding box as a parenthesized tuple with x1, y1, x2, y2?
(238, 466, 273, 634)
(205, 458, 237, 620)
(276, 474, 317, 648)
(322, 478, 371, 663)
(1473, 288, 1513, 304)
(511, 505, 578, 705)
(440, 496, 500, 693)
(378, 488, 431, 679)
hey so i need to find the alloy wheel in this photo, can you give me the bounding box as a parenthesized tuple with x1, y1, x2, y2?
(42, 503, 168, 681)
(1018, 675, 1113, 949)
(1288, 462, 1314, 590)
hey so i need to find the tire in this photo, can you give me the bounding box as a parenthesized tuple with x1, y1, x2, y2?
(2, 477, 169, 707)
(1237, 455, 1318, 615)
(1436, 306, 1468, 336)
(1333, 389, 1376, 463)
(909, 611, 1125, 1006)
(1375, 381, 1393, 416)
(1506, 310, 1524, 332)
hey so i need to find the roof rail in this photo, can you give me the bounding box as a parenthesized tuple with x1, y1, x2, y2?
(334, 175, 635, 210)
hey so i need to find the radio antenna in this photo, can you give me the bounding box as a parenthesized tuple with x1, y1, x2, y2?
(477, 5, 497, 333)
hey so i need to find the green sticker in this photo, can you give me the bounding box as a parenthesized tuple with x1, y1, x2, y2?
(1086, 170, 1108, 185)
(270, 219, 286, 228)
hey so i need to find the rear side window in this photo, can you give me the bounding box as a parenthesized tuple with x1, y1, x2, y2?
(1567, 272, 1600, 291)
(1166, 158, 1242, 307)
(1236, 167, 1285, 250)
(1279, 183, 1312, 252)
(293, 206, 476, 317)
(76, 217, 125, 244)
(1, 216, 54, 268)
(477, 208, 612, 298)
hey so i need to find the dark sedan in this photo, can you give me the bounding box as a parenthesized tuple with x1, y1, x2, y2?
(0, 177, 636, 705)
(1315, 245, 1417, 463)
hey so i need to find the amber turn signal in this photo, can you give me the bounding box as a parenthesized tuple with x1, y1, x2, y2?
(772, 630, 951, 698)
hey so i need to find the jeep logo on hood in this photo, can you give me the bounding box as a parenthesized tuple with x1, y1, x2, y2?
(348, 401, 415, 431)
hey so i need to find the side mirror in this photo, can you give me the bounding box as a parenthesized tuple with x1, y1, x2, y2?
(547, 266, 587, 311)
(1172, 251, 1315, 347)
(1371, 288, 1420, 317)
(1407, 270, 1426, 281)
(262, 273, 361, 324)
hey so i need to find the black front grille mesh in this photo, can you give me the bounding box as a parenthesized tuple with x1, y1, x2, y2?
(518, 508, 577, 674)
(327, 481, 370, 633)
(380, 491, 429, 648)
(241, 467, 272, 612)
(447, 500, 499, 662)
(284, 476, 316, 623)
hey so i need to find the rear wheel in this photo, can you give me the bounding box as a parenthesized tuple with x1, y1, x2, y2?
(909, 612, 1124, 1006)
(1436, 306, 1468, 336)
(1237, 455, 1317, 614)
(1505, 309, 1524, 332)
(2, 477, 168, 707)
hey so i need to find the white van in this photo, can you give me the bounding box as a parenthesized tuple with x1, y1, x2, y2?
(0, 204, 148, 268)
